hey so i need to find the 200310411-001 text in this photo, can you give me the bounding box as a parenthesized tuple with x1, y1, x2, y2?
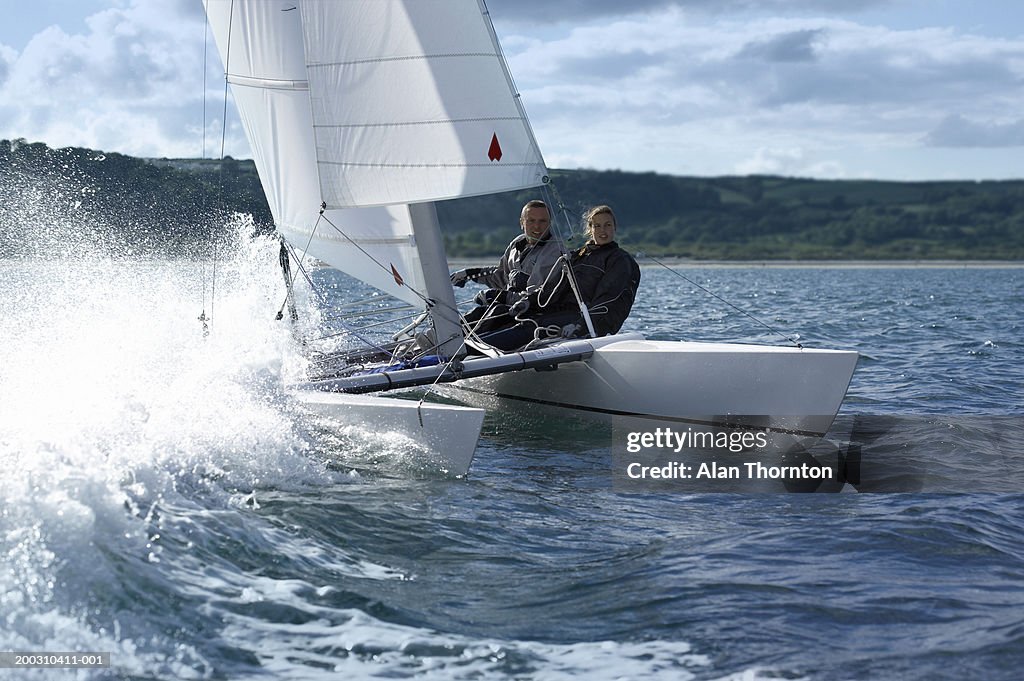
(0, 652, 110, 668)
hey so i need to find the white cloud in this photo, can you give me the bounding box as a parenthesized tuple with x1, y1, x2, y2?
(0, 44, 14, 86)
(925, 114, 1024, 148)
(736, 147, 807, 175)
(1, 0, 1022, 179)
(502, 9, 1024, 177)
(0, 0, 244, 158)
(487, 0, 893, 23)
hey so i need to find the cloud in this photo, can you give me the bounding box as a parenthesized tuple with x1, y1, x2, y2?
(504, 10, 1024, 173)
(487, 0, 893, 23)
(487, 0, 681, 23)
(735, 147, 805, 175)
(736, 28, 825, 62)
(2, 0, 1023, 180)
(0, 42, 15, 83)
(557, 50, 667, 82)
(924, 115, 1024, 148)
(0, 0, 241, 158)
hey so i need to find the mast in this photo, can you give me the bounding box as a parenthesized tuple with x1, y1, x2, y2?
(408, 202, 465, 359)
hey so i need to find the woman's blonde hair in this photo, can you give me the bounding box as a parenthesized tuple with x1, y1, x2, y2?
(583, 205, 616, 243)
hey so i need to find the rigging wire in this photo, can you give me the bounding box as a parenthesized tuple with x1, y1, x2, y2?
(414, 291, 512, 421)
(198, 12, 211, 335)
(275, 210, 324, 321)
(197, 0, 234, 335)
(319, 310, 427, 338)
(311, 209, 474, 353)
(540, 179, 583, 250)
(320, 303, 417, 322)
(207, 0, 237, 334)
(642, 253, 804, 348)
(274, 207, 422, 358)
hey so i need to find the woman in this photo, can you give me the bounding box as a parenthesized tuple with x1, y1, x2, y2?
(478, 205, 641, 351)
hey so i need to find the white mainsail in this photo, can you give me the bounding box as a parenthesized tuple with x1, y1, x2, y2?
(203, 0, 548, 308)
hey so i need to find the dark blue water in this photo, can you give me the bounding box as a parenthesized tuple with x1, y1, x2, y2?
(1, 242, 1022, 680)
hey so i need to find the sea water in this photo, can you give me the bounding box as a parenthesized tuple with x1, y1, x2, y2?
(1, 228, 1022, 679)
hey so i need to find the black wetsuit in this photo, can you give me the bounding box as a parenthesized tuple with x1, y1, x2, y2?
(478, 241, 641, 350)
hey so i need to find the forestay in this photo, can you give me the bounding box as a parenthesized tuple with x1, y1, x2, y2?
(204, 0, 548, 307)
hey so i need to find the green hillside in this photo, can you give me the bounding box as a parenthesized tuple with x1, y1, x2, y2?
(2, 139, 1022, 259)
(439, 170, 1024, 259)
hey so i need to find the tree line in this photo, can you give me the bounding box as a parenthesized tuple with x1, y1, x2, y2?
(440, 170, 1024, 259)
(3, 139, 1022, 259)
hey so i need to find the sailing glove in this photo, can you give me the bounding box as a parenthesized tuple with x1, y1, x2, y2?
(561, 323, 582, 338)
(451, 267, 486, 287)
(510, 296, 530, 317)
(474, 288, 500, 307)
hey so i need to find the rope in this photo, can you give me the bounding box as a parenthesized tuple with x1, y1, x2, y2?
(537, 181, 597, 337)
(641, 253, 804, 348)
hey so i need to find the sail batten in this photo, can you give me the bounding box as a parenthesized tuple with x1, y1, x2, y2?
(312, 117, 526, 129)
(307, 52, 500, 67)
(318, 161, 541, 168)
(225, 74, 309, 91)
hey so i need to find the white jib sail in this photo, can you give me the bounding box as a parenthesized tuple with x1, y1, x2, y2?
(204, 0, 548, 308)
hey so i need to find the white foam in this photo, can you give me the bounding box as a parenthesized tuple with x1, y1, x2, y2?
(0, 220, 346, 667)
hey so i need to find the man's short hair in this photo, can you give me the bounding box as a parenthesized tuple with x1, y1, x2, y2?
(520, 199, 549, 222)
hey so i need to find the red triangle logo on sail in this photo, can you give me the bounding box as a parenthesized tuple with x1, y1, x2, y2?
(390, 264, 405, 287)
(488, 133, 502, 162)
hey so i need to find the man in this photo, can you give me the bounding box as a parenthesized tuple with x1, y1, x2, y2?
(450, 199, 563, 293)
(450, 200, 564, 332)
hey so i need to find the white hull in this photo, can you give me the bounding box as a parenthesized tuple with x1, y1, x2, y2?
(291, 391, 484, 476)
(298, 333, 858, 466)
(450, 334, 858, 451)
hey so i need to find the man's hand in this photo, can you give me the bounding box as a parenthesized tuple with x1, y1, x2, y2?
(561, 323, 582, 338)
(510, 296, 530, 317)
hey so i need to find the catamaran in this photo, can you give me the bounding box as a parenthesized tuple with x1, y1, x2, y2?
(202, 0, 858, 476)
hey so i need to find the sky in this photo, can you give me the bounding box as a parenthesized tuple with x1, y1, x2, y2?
(0, 0, 1022, 181)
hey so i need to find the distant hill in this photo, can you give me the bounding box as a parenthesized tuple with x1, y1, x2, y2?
(438, 170, 1024, 259)
(0, 139, 272, 258)
(2, 139, 1022, 259)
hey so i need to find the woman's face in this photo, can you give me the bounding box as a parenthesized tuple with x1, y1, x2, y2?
(589, 212, 616, 245)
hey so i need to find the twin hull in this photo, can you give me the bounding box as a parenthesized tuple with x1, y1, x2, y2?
(295, 335, 857, 475)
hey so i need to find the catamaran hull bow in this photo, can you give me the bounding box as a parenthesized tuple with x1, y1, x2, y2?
(292, 392, 484, 476)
